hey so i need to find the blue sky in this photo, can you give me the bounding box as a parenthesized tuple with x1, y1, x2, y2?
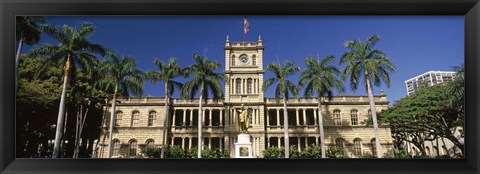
(24, 16, 464, 105)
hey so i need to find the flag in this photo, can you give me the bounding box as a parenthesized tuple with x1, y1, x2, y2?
(243, 16, 249, 35)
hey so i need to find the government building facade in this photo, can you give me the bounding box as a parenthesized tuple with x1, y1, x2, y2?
(95, 36, 394, 158)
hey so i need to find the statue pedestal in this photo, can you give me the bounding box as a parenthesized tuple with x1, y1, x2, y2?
(234, 133, 253, 158)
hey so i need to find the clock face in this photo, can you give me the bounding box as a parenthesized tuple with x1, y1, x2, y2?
(239, 55, 249, 64)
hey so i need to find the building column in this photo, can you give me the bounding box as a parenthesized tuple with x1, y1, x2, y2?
(267, 137, 270, 147)
(242, 78, 245, 94)
(298, 138, 301, 151)
(208, 138, 212, 149)
(305, 137, 308, 147)
(266, 109, 270, 126)
(278, 137, 281, 147)
(255, 79, 260, 94)
(203, 109, 206, 126)
(182, 109, 186, 126)
(190, 109, 193, 126)
(171, 137, 174, 146)
(189, 138, 192, 149)
(303, 109, 307, 126)
(209, 109, 212, 126)
(296, 109, 300, 126)
(220, 110, 223, 126)
(233, 79, 236, 94)
(252, 109, 256, 125)
(172, 111, 176, 126)
(276, 109, 280, 126)
(232, 109, 237, 127)
(313, 109, 318, 125)
(253, 79, 256, 94)
(183, 110, 187, 126)
(220, 137, 223, 151)
(182, 137, 185, 149)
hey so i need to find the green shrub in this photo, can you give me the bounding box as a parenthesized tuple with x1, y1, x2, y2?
(299, 145, 322, 158)
(326, 147, 346, 158)
(263, 146, 285, 158)
(392, 149, 411, 158)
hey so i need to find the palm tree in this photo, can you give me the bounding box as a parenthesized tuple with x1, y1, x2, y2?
(29, 23, 106, 158)
(16, 16, 45, 67)
(340, 35, 395, 158)
(147, 57, 185, 158)
(16, 16, 46, 90)
(263, 61, 300, 158)
(98, 51, 145, 158)
(298, 56, 344, 158)
(181, 54, 224, 158)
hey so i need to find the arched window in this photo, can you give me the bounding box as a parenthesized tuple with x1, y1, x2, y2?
(335, 138, 345, 150)
(333, 110, 341, 125)
(247, 79, 252, 94)
(145, 139, 155, 152)
(112, 139, 121, 156)
(350, 109, 358, 125)
(148, 111, 156, 127)
(353, 138, 362, 156)
(252, 55, 256, 65)
(433, 146, 439, 157)
(371, 138, 376, 156)
(129, 139, 137, 157)
(115, 111, 123, 126)
(236, 78, 241, 94)
(231, 55, 236, 66)
(131, 111, 140, 127)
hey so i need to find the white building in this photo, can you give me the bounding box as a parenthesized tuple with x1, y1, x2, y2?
(404, 71, 456, 96)
(94, 36, 394, 158)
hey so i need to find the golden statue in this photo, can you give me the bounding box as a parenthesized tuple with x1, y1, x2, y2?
(236, 104, 250, 133)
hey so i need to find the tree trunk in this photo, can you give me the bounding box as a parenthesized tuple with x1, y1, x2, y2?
(15, 37, 24, 90)
(283, 97, 289, 158)
(99, 102, 109, 157)
(73, 105, 82, 158)
(366, 76, 382, 158)
(161, 82, 169, 158)
(52, 54, 72, 158)
(197, 85, 204, 158)
(107, 85, 118, 158)
(317, 94, 326, 158)
(74, 102, 90, 158)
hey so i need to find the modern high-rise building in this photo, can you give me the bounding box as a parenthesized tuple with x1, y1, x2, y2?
(404, 71, 456, 96)
(94, 36, 394, 158)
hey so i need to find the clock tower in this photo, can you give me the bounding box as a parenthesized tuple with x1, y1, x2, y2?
(224, 35, 266, 157)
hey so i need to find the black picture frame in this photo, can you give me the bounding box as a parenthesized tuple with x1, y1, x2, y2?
(1, 0, 479, 174)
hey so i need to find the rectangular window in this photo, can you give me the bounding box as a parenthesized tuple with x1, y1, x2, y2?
(115, 111, 123, 126)
(131, 111, 140, 127)
(351, 110, 358, 125)
(333, 110, 341, 125)
(148, 111, 156, 127)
